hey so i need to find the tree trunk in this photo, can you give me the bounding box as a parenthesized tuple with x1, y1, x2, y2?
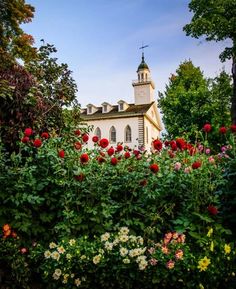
(232, 55, 236, 124)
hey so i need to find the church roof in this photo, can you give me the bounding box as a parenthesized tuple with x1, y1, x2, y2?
(137, 53, 150, 72)
(81, 102, 154, 120)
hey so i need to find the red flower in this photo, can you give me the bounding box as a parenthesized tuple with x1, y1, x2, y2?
(164, 140, 170, 147)
(219, 127, 227, 134)
(21, 136, 29, 143)
(100, 151, 106, 157)
(140, 179, 147, 186)
(170, 141, 177, 151)
(82, 134, 89, 143)
(92, 136, 99, 143)
(116, 144, 123, 152)
(124, 151, 131, 159)
(153, 139, 162, 151)
(192, 161, 201, 169)
(150, 163, 159, 173)
(176, 138, 186, 150)
(74, 129, 81, 136)
(97, 157, 106, 163)
(33, 139, 42, 148)
(99, 138, 109, 148)
(74, 173, 85, 182)
(208, 205, 218, 215)
(41, 132, 49, 139)
(58, 150, 65, 158)
(80, 153, 89, 163)
(203, 123, 212, 133)
(230, 124, 236, 133)
(133, 149, 140, 156)
(111, 157, 118, 165)
(107, 147, 115, 156)
(11, 231, 17, 238)
(24, 128, 33, 137)
(168, 150, 175, 158)
(74, 141, 82, 150)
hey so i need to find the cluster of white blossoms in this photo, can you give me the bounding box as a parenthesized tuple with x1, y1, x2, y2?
(44, 240, 83, 286)
(99, 227, 147, 270)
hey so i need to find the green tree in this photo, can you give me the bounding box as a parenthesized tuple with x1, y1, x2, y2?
(183, 0, 236, 124)
(158, 60, 231, 139)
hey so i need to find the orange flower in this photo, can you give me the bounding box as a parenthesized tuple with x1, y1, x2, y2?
(3, 224, 11, 232)
(4, 230, 11, 237)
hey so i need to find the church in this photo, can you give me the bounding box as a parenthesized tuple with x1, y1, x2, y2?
(81, 53, 163, 151)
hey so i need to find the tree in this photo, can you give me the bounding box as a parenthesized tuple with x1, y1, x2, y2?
(183, 0, 236, 124)
(158, 60, 231, 139)
(0, 0, 37, 65)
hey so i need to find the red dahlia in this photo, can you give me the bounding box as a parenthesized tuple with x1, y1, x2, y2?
(80, 153, 89, 163)
(41, 132, 49, 139)
(219, 127, 227, 134)
(176, 138, 186, 150)
(207, 205, 218, 215)
(124, 151, 131, 159)
(99, 138, 109, 148)
(230, 124, 236, 133)
(74, 173, 85, 182)
(74, 141, 82, 150)
(21, 136, 29, 143)
(153, 139, 162, 151)
(192, 161, 201, 169)
(111, 157, 118, 165)
(170, 141, 177, 151)
(150, 163, 159, 173)
(203, 123, 212, 133)
(116, 144, 123, 152)
(33, 139, 42, 148)
(82, 134, 89, 142)
(92, 135, 99, 142)
(58, 150, 65, 158)
(74, 129, 81, 136)
(97, 157, 106, 163)
(107, 147, 115, 156)
(24, 128, 33, 137)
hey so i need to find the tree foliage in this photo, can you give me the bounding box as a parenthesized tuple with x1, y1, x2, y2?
(183, 0, 236, 124)
(158, 60, 231, 139)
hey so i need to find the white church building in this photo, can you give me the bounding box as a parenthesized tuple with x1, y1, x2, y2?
(81, 53, 162, 151)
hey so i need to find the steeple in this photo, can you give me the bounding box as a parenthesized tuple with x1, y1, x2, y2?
(132, 52, 155, 105)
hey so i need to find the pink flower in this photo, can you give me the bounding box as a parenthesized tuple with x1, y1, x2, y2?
(184, 167, 191, 174)
(149, 258, 158, 266)
(208, 156, 215, 164)
(174, 162, 181, 171)
(161, 246, 169, 255)
(175, 249, 184, 260)
(166, 260, 175, 269)
(205, 148, 211, 154)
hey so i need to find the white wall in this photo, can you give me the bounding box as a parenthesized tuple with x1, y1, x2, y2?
(85, 117, 140, 149)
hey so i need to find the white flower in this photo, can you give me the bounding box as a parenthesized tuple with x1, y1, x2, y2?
(98, 248, 104, 254)
(44, 250, 51, 259)
(93, 254, 101, 264)
(136, 255, 147, 263)
(104, 241, 113, 251)
(113, 238, 119, 246)
(119, 234, 129, 243)
(123, 258, 130, 264)
(129, 235, 137, 243)
(101, 232, 110, 242)
(51, 251, 60, 261)
(138, 260, 148, 270)
(66, 253, 72, 260)
(137, 236, 144, 245)
(57, 246, 65, 254)
(54, 268, 62, 276)
(52, 272, 60, 280)
(62, 279, 68, 284)
(120, 247, 128, 257)
(119, 227, 129, 235)
(75, 278, 81, 286)
(80, 255, 86, 260)
(71, 273, 75, 278)
(49, 242, 57, 249)
(69, 239, 76, 246)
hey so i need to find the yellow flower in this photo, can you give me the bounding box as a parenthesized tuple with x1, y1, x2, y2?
(207, 228, 213, 237)
(51, 251, 60, 261)
(199, 284, 205, 289)
(210, 241, 214, 252)
(197, 256, 211, 272)
(69, 239, 76, 246)
(44, 250, 51, 259)
(93, 254, 101, 264)
(75, 278, 81, 287)
(49, 242, 57, 249)
(224, 244, 231, 254)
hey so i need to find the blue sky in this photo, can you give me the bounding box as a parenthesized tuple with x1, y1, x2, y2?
(24, 0, 231, 107)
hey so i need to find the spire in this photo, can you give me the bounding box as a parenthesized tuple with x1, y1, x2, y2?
(137, 51, 150, 72)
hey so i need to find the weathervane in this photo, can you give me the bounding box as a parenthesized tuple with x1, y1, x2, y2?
(139, 43, 149, 59)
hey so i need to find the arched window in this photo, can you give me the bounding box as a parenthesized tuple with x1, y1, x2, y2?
(146, 126, 148, 143)
(110, 126, 116, 143)
(94, 127, 101, 140)
(125, 125, 132, 143)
